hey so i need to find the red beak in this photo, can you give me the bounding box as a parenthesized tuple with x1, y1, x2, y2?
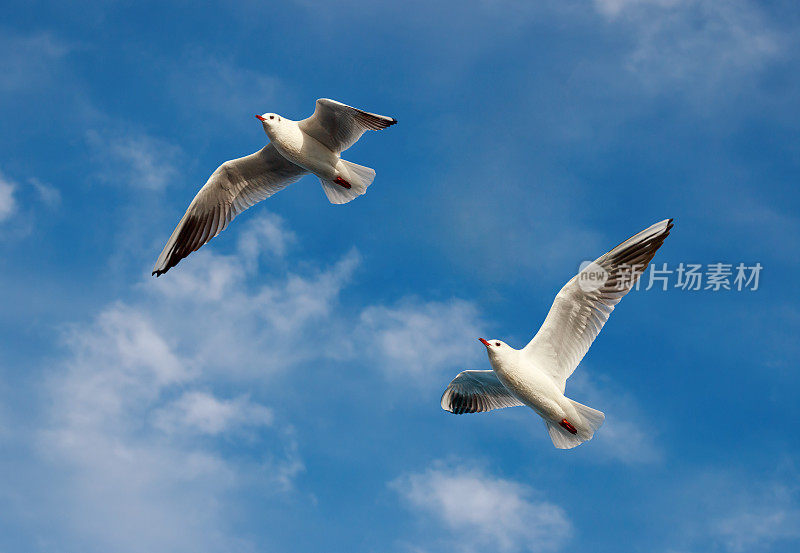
(255, 114, 266, 122)
(479, 338, 491, 347)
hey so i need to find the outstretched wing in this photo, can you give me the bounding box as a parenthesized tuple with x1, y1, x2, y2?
(441, 370, 524, 414)
(523, 219, 674, 392)
(298, 98, 396, 153)
(152, 144, 306, 276)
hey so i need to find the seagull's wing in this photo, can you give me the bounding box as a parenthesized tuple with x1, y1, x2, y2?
(298, 98, 396, 153)
(441, 370, 525, 414)
(522, 219, 674, 392)
(152, 144, 306, 276)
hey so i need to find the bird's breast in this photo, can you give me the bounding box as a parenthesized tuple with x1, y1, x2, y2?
(494, 362, 564, 419)
(273, 125, 338, 178)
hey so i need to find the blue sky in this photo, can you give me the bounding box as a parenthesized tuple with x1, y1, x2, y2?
(1, 0, 799, 551)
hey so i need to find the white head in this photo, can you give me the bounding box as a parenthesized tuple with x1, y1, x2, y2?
(479, 337, 514, 366)
(255, 113, 283, 136)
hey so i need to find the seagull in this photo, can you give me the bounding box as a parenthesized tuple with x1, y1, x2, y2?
(152, 98, 396, 276)
(440, 219, 674, 449)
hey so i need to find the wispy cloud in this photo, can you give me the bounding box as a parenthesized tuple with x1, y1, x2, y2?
(664, 467, 800, 552)
(146, 232, 360, 377)
(592, 0, 784, 93)
(358, 298, 485, 382)
(147, 213, 484, 384)
(236, 214, 298, 272)
(593, 0, 682, 18)
(167, 54, 289, 127)
(0, 30, 70, 96)
(568, 372, 663, 464)
(152, 391, 274, 436)
(29, 177, 61, 208)
(392, 461, 570, 553)
(27, 215, 355, 551)
(41, 305, 263, 552)
(19, 210, 494, 550)
(86, 129, 183, 191)
(714, 504, 800, 552)
(0, 171, 17, 222)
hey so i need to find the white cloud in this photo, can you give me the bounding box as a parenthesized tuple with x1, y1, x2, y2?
(33, 215, 364, 551)
(665, 469, 800, 553)
(153, 391, 274, 435)
(146, 236, 360, 378)
(43, 305, 248, 552)
(19, 209, 490, 550)
(592, 0, 784, 93)
(30, 177, 61, 208)
(147, 214, 483, 384)
(358, 298, 485, 382)
(392, 462, 570, 553)
(87, 129, 182, 191)
(0, 171, 17, 222)
(593, 0, 681, 18)
(714, 505, 800, 552)
(707, 472, 800, 552)
(236, 214, 297, 268)
(0, 30, 70, 95)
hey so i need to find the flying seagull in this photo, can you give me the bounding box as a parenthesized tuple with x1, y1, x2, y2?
(440, 219, 674, 449)
(152, 98, 396, 276)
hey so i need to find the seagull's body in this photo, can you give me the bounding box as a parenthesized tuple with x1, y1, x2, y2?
(152, 98, 396, 276)
(263, 116, 340, 180)
(441, 219, 674, 449)
(490, 348, 573, 422)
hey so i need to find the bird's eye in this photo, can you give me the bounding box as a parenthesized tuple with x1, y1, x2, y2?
(495, 342, 501, 347)
(269, 115, 275, 120)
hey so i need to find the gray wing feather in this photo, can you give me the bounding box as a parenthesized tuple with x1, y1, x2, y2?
(152, 144, 306, 276)
(522, 219, 674, 391)
(441, 370, 524, 414)
(298, 98, 396, 153)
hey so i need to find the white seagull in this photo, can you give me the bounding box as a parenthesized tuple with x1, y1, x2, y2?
(441, 219, 674, 449)
(152, 98, 396, 276)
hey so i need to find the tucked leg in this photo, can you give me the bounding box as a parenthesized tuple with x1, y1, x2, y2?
(559, 418, 577, 434)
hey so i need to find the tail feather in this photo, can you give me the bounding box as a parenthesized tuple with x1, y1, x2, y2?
(545, 399, 605, 449)
(545, 420, 584, 449)
(320, 160, 375, 204)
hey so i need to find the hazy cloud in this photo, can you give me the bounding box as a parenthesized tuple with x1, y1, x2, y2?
(0, 30, 70, 95)
(358, 298, 485, 382)
(28, 210, 493, 550)
(167, 54, 289, 125)
(392, 461, 570, 553)
(86, 129, 183, 191)
(0, 171, 17, 222)
(665, 468, 800, 552)
(31, 215, 354, 551)
(153, 391, 274, 436)
(715, 506, 800, 552)
(568, 371, 663, 464)
(593, 0, 784, 92)
(30, 177, 61, 208)
(43, 305, 250, 552)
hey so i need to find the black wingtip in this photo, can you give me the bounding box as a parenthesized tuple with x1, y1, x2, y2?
(389, 117, 398, 125)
